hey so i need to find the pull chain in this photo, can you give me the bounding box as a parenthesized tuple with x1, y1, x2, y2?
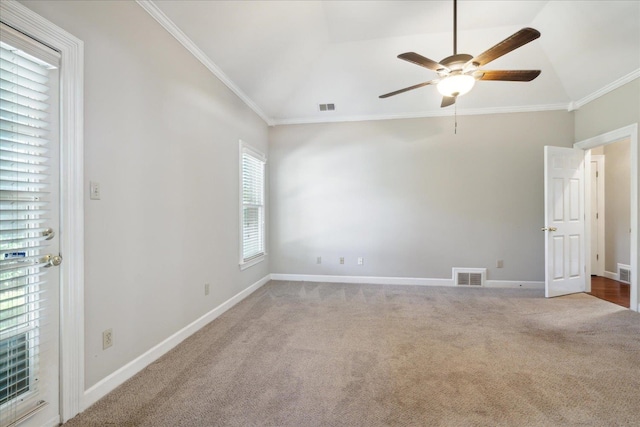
(455, 102, 458, 134)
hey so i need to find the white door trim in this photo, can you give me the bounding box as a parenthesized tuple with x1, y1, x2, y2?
(574, 123, 638, 312)
(0, 0, 85, 421)
(589, 155, 605, 277)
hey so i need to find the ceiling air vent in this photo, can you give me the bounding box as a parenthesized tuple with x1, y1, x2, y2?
(618, 263, 631, 284)
(318, 103, 335, 112)
(453, 268, 487, 287)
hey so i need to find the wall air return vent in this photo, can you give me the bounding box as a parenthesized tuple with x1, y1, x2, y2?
(618, 263, 631, 284)
(453, 268, 487, 287)
(318, 103, 335, 112)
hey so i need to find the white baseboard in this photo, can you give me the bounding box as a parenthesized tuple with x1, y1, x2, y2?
(82, 274, 271, 411)
(44, 415, 60, 427)
(604, 270, 619, 280)
(270, 273, 453, 286)
(270, 274, 543, 289)
(485, 280, 544, 289)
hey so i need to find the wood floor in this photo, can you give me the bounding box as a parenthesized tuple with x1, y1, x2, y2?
(588, 275, 630, 308)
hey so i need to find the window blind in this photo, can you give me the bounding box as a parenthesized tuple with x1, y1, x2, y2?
(241, 148, 265, 263)
(0, 35, 57, 426)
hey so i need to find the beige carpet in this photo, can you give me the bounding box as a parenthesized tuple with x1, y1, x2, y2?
(64, 281, 640, 426)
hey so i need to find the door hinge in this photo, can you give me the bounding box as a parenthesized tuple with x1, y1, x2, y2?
(597, 254, 599, 261)
(596, 212, 599, 219)
(596, 171, 599, 178)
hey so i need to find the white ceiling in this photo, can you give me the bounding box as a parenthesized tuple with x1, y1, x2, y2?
(145, 0, 640, 126)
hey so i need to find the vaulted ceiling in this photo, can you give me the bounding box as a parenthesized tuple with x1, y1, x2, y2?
(142, 0, 640, 126)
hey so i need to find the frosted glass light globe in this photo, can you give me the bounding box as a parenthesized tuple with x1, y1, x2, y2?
(437, 74, 476, 97)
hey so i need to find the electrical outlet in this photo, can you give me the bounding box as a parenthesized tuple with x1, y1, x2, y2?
(103, 329, 113, 349)
(317, 257, 321, 264)
(496, 260, 504, 268)
(339, 257, 344, 264)
(204, 283, 210, 296)
(357, 257, 364, 265)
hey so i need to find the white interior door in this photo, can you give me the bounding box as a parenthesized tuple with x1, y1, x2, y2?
(1, 25, 62, 427)
(544, 146, 586, 297)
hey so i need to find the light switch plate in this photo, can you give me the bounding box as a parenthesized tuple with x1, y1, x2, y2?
(90, 181, 101, 200)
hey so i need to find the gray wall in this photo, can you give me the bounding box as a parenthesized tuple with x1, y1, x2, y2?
(604, 139, 631, 272)
(575, 79, 640, 143)
(269, 111, 574, 282)
(20, 1, 269, 389)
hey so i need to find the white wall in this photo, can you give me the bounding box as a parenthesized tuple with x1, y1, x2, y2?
(269, 111, 574, 282)
(19, 0, 269, 389)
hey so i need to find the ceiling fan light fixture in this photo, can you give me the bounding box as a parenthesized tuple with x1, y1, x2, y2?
(437, 74, 475, 97)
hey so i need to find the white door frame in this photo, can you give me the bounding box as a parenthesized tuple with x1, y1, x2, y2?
(590, 155, 605, 277)
(1, 0, 85, 422)
(575, 123, 638, 312)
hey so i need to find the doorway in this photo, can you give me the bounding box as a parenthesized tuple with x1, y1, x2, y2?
(586, 139, 631, 308)
(575, 124, 638, 313)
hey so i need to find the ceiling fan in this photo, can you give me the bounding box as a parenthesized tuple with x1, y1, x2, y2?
(379, 0, 541, 107)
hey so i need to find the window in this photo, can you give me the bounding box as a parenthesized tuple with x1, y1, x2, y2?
(240, 141, 266, 269)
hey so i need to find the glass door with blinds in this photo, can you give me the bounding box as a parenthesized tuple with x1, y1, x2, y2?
(0, 24, 62, 427)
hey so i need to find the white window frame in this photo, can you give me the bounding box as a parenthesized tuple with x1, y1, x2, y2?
(239, 140, 266, 270)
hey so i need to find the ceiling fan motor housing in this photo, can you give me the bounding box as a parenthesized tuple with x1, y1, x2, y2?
(438, 54, 478, 76)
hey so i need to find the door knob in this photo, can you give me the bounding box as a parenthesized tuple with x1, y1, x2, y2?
(40, 254, 63, 267)
(541, 227, 557, 232)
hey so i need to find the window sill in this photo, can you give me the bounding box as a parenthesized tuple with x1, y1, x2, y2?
(239, 254, 266, 271)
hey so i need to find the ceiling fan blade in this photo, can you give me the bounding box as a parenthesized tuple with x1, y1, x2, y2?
(398, 52, 448, 72)
(476, 70, 541, 81)
(379, 80, 437, 98)
(468, 28, 540, 67)
(441, 96, 456, 108)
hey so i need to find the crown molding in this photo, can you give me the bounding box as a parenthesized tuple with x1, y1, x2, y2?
(271, 102, 570, 126)
(135, 0, 273, 126)
(572, 68, 640, 110)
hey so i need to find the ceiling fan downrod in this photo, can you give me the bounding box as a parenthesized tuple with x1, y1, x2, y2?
(453, 0, 457, 55)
